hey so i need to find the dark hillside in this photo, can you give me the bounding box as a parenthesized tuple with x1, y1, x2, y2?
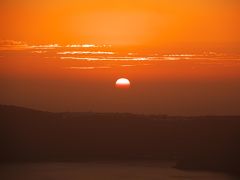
(0, 105, 239, 175)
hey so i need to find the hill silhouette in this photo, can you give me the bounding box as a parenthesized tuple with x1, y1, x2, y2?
(0, 105, 239, 175)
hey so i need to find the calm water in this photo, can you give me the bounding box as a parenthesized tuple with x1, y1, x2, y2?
(0, 162, 236, 180)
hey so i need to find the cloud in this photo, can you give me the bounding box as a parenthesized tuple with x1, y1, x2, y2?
(30, 44, 62, 49)
(66, 66, 111, 70)
(0, 40, 26, 46)
(66, 44, 97, 48)
(32, 50, 47, 54)
(59, 56, 159, 61)
(57, 51, 115, 55)
(0, 40, 29, 50)
(65, 44, 112, 48)
(0, 41, 64, 50)
(120, 65, 136, 67)
(60, 57, 100, 61)
(120, 64, 150, 67)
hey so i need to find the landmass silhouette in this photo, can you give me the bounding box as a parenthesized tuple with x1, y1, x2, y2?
(0, 105, 239, 176)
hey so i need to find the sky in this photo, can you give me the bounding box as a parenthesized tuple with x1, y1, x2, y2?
(0, 0, 239, 49)
(0, 0, 240, 115)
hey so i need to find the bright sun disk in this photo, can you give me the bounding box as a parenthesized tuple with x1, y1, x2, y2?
(115, 78, 130, 89)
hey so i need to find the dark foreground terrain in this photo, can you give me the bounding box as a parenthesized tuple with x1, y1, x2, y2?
(0, 105, 239, 176)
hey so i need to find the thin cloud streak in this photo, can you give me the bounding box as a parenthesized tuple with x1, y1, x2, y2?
(0, 40, 29, 50)
(57, 51, 115, 55)
(31, 44, 62, 49)
(66, 66, 111, 70)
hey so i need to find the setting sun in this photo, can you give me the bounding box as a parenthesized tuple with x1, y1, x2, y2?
(115, 78, 131, 89)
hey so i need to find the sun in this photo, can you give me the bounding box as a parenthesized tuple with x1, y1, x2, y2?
(115, 78, 131, 89)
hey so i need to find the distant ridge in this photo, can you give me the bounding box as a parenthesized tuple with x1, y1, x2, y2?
(0, 104, 51, 114)
(1, 104, 240, 117)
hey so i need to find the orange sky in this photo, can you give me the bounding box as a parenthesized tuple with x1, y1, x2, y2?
(0, 0, 240, 115)
(1, 0, 239, 49)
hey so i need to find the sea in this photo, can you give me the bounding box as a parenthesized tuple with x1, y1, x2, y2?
(0, 162, 237, 180)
